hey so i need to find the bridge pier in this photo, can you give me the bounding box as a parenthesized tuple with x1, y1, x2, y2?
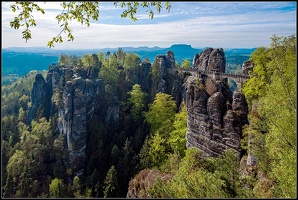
(236, 83, 242, 91)
(213, 72, 221, 80)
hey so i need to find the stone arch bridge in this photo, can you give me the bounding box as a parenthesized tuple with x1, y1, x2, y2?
(171, 67, 250, 90)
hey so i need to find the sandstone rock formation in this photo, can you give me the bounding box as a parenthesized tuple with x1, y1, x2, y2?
(139, 60, 152, 93)
(126, 169, 173, 198)
(192, 48, 226, 72)
(58, 76, 104, 176)
(185, 48, 249, 157)
(27, 73, 51, 124)
(232, 91, 248, 125)
(27, 48, 249, 181)
(151, 50, 186, 109)
(29, 64, 106, 176)
(29, 51, 182, 177)
(242, 60, 254, 75)
(185, 75, 248, 157)
(165, 50, 175, 68)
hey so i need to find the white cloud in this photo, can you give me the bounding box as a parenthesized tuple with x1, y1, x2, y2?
(134, 13, 171, 20)
(36, 2, 62, 10)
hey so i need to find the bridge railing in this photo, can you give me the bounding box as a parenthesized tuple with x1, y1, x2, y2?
(171, 67, 250, 79)
(222, 73, 250, 80)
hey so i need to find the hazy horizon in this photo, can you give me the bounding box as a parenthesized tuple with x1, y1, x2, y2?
(2, 44, 258, 51)
(2, 1, 296, 49)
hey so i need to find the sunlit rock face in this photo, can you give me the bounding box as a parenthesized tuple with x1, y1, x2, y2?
(242, 60, 254, 75)
(192, 48, 226, 72)
(151, 50, 185, 109)
(185, 75, 248, 157)
(58, 75, 104, 176)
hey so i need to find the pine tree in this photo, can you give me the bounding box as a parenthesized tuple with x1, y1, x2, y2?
(49, 178, 65, 198)
(103, 165, 119, 198)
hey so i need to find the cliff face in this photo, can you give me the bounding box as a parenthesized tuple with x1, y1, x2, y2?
(185, 49, 248, 157)
(185, 75, 248, 157)
(28, 58, 156, 176)
(242, 60, 254, 75)
(58, 76, 104, 176)
(118, 59, 151, 102)
(27, 74, 51, 124)
(151, 50, 185, 109)
(192, 48, 226, 72)
(29, 65, 105, 176)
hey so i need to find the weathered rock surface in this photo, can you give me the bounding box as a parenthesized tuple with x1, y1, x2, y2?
(27, 48, 249, 183)
(27, 73, 51, 124)
(185, 47, 248, 157)
(58, 76, 104, 176)
(139, 60, 152, 93)
(126, 169, 173, 198)
(29, 64, 106, 176)
(185, 75, 248, 157)
(232, 91, 249, 125)
(46, 64, 73, 117)
(192, 48, 226, 72)
(165, 50, 175, 68)
(29, 53, 181, 177)
(104, 84, 119, 130)
(150, 50, 186, 109)
(242, 60, 254, 75)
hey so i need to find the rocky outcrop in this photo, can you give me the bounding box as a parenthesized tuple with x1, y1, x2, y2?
(192, 48, 226, 72)
(192, 47, 213, 71)
(29, 64, 106, 176)
(46, 64, 74, 117)
(154, 51, 176, 79)
(27, 73, 51, 124)
(185, 75, 248, 157)
(28, 58, 159, 177)
(27, 48, 249, 181)
(150, 50, 185, 108)
(207, 92, 227, 128)
(139, 60, 152, 93)
(118, 58, 151, 102)
(104, 84, 119, 130)
(232, 92, 248, 125)
(242, 60, 254, 75)
(186, 47, 248, 157)
(165, 50, 175, 68)
(126, 169, 173, 198)
(58, 76, 104, 176)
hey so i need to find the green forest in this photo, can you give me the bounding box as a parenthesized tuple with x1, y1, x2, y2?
(1, 35, 296, 198)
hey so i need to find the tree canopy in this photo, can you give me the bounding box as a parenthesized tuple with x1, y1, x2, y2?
(144, 92, 176, 134)
(242, 34, 296, 197)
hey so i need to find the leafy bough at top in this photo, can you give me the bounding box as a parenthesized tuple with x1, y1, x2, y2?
(9, 1, 171, 48)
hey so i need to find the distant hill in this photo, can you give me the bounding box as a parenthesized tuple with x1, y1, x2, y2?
(166, 44, 203, 62)
(2, 50, 58, 77)
(224, 48, 257, 56)
(2, 44, 257, 79)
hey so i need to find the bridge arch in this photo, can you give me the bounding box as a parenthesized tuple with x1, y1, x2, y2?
(222, 74, 249, 90)
(223, 77, 239, 92)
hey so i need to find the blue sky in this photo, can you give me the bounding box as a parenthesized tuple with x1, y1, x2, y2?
(1, 1, 296, 49)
